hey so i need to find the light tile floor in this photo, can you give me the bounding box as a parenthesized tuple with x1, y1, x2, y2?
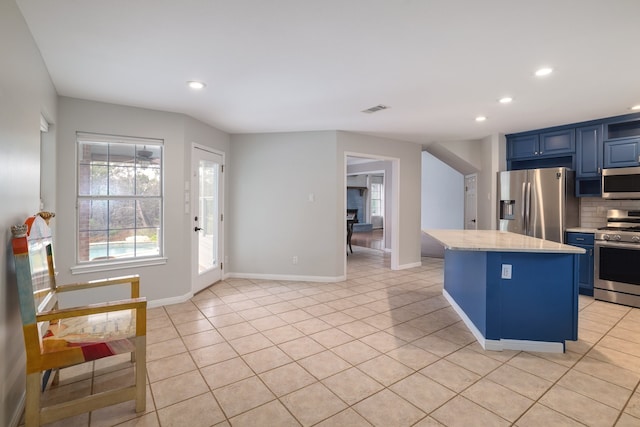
(31, 248, 640, 426)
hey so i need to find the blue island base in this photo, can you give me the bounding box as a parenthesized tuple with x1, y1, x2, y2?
(443, 249, 579, 353)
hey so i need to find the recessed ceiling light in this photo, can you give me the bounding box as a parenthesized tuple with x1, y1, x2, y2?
(499, 97, 513, 104)
(631, 105, 640, 111)
(187, 81, 206, 90)
(535, 67, 553, 77)
(475, 116, 487, 122)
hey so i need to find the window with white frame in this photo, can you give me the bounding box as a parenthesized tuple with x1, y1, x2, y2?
(76, 133, 163, 263)
(371, 182, 383, 217)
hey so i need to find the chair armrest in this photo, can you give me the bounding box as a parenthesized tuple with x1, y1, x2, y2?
(37, 297, 147, 336)
(36, 297, 146, 320)
(56, 275, 141, 298)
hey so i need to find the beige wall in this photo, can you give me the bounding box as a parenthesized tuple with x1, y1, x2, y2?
(227, 130, 422, 280)
(338, 131, 422, 269)
(0, 1, 58, 425)
(228, 131, 342, 279)
(428, 135, 506, 231)
(56, 98, 231, 306)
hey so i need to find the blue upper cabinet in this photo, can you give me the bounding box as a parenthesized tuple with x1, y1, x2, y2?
(539, 129, 575, 156)
(506, 112, 640, 175)
(576, 125, 603, 177)
(508, 134, 539, 159)
(604, 138, 640, 168)
(507, 130, 573, 161)
(603, 118, 640, 168)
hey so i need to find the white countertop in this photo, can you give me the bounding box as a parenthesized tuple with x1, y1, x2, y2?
(566, 227, 597, 234)
(425, 229, 586, 254)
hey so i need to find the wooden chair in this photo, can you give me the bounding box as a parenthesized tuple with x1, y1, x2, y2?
(11, 213, 147, 427)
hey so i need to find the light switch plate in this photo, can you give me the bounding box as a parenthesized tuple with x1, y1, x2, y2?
(501, 264, 512, 279)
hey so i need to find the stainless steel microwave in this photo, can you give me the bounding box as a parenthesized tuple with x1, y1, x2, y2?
(602, 166, 640, 199)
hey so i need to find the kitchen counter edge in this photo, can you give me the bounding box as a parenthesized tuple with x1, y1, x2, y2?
(425, 229, 586, 254)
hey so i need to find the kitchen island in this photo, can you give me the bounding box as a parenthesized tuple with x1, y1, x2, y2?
(426, 229, 585, 353)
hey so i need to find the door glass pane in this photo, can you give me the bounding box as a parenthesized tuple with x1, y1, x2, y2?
(198, 159, 218, 273)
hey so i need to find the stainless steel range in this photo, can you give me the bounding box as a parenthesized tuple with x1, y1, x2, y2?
(594, 209, 640, 308)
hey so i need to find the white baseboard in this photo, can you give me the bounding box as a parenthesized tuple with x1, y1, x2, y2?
(226, 272, 346, 283)
(148, 292, 193, 308)
(396, 261, 422, 270)
(147, 272, 346, 308)
(443, 289, 564, 353)
(10, 392, 25, 427)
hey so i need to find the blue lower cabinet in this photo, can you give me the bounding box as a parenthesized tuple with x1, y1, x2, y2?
(566, 232, 594, 296)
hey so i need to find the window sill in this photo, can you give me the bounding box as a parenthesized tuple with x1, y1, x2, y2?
(71, 257, 168, 275)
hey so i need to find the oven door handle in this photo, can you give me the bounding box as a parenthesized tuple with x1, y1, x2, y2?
(595, 241, 640, 250)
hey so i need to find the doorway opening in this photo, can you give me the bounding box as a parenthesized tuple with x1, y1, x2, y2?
(345, 153, 399, 275)
(464, 174, 478, 230)
(347, 167, 385, 251)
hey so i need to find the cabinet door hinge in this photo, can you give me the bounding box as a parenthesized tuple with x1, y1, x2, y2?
(220, 263, 223, 270)
(221, 165, 224, 173)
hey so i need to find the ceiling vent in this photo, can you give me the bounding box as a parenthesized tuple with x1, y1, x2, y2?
(362, 104, 390, 114)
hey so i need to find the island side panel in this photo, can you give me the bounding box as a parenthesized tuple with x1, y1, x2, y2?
(492, 251, 579, 343)
(443, 250, 490, 338)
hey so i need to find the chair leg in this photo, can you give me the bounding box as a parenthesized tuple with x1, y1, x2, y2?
(26, 372, 41, 427)
(134, 337, 146, 413)
(52, 368, 60, 386)
(41, 369, 52, 392)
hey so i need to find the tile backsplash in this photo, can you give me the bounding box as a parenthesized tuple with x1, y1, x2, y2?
(580, 197, 640, 228)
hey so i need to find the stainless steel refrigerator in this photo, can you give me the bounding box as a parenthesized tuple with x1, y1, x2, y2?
(498, 167, 578, 243)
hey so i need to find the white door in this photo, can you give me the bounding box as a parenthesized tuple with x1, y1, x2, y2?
(191, 146, 223, 294)
(464, 174, 478, 230)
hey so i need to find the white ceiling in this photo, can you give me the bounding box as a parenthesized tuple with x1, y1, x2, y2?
(16, 0, 640, 145)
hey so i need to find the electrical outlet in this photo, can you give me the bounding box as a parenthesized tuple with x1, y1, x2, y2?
(501, 264, 512, 279)
(292, 256, 298, 265)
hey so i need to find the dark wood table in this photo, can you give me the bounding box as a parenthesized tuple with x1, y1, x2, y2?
(347, 218, 357, 254)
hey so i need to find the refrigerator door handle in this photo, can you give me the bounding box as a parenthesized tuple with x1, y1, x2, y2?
(522, 182, 529, 235)
(524, 182, 531, 236)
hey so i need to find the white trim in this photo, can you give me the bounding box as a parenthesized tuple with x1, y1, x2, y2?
(10, 392, 25, 427)
(40, 114, 49, 132)
(71, 257, 168, 274)
(498, 339, 564, 353)
(443, 289, 488, 348)
(396, 261, 423, 270)
(227, 272, 346, 283)
(391, 158, 400, 270)
(344, 152, 400, 272)
(190, 143, 225, 295)
(74, 132, 166, 267)
(443, 289, 565, 353)
(76, 132, 163, 146)
(148, 292, 193, 308)
(464, 173, 478, 230)
(192, 143, 226, 157)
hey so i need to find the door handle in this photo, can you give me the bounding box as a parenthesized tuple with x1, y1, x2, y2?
(194, 226, 202, 232)
(522, 182, 527, 233)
